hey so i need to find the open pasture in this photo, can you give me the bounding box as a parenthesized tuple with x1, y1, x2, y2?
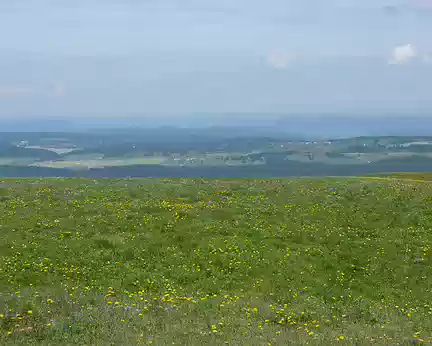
(0, 178, 431, 345)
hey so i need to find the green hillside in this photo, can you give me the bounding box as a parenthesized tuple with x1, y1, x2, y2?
(370, 172, 432, 182)
(0, 178, 431, 344)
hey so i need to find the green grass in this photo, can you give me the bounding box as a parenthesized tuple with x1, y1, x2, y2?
(0, 178, 431, 345)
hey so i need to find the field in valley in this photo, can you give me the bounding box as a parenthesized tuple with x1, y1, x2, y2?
(30, 157, 167, 170)
(0, 177, 431, 345)
(5, 133, 432, 178)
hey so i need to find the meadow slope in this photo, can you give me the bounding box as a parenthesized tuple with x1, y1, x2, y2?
(0, 178, 431, 345)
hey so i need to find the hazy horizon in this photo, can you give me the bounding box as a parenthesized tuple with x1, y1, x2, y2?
(2, 114, 432, 138)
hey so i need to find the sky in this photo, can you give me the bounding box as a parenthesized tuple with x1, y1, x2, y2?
(0, 0, 432, 118)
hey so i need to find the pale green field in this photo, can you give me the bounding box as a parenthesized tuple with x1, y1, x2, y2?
(0, 158, 37, 166)
(31, 157, 167, 169)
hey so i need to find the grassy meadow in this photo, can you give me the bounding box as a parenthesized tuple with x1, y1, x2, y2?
(0, 177, 431, 345)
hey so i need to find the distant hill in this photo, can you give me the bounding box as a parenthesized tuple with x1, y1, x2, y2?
(2, 114, 432, 138)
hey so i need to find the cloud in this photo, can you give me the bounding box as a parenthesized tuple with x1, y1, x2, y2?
(0, 85, 33, 98)
(383, 5, 400, 16)
(0, 83, 66, 99)
(52, 83, 66, 97)
(388, 44, 418, 65)
(266, 50, 295, 70)
(422, 54, 432, 64)
(382, 1, 432, 16)
(414, 0, 432, 9)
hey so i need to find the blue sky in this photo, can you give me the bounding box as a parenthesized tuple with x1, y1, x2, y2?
(0, 0, 432, 118)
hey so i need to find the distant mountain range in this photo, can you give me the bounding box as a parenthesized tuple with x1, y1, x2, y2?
(1, 114, 431, 139)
